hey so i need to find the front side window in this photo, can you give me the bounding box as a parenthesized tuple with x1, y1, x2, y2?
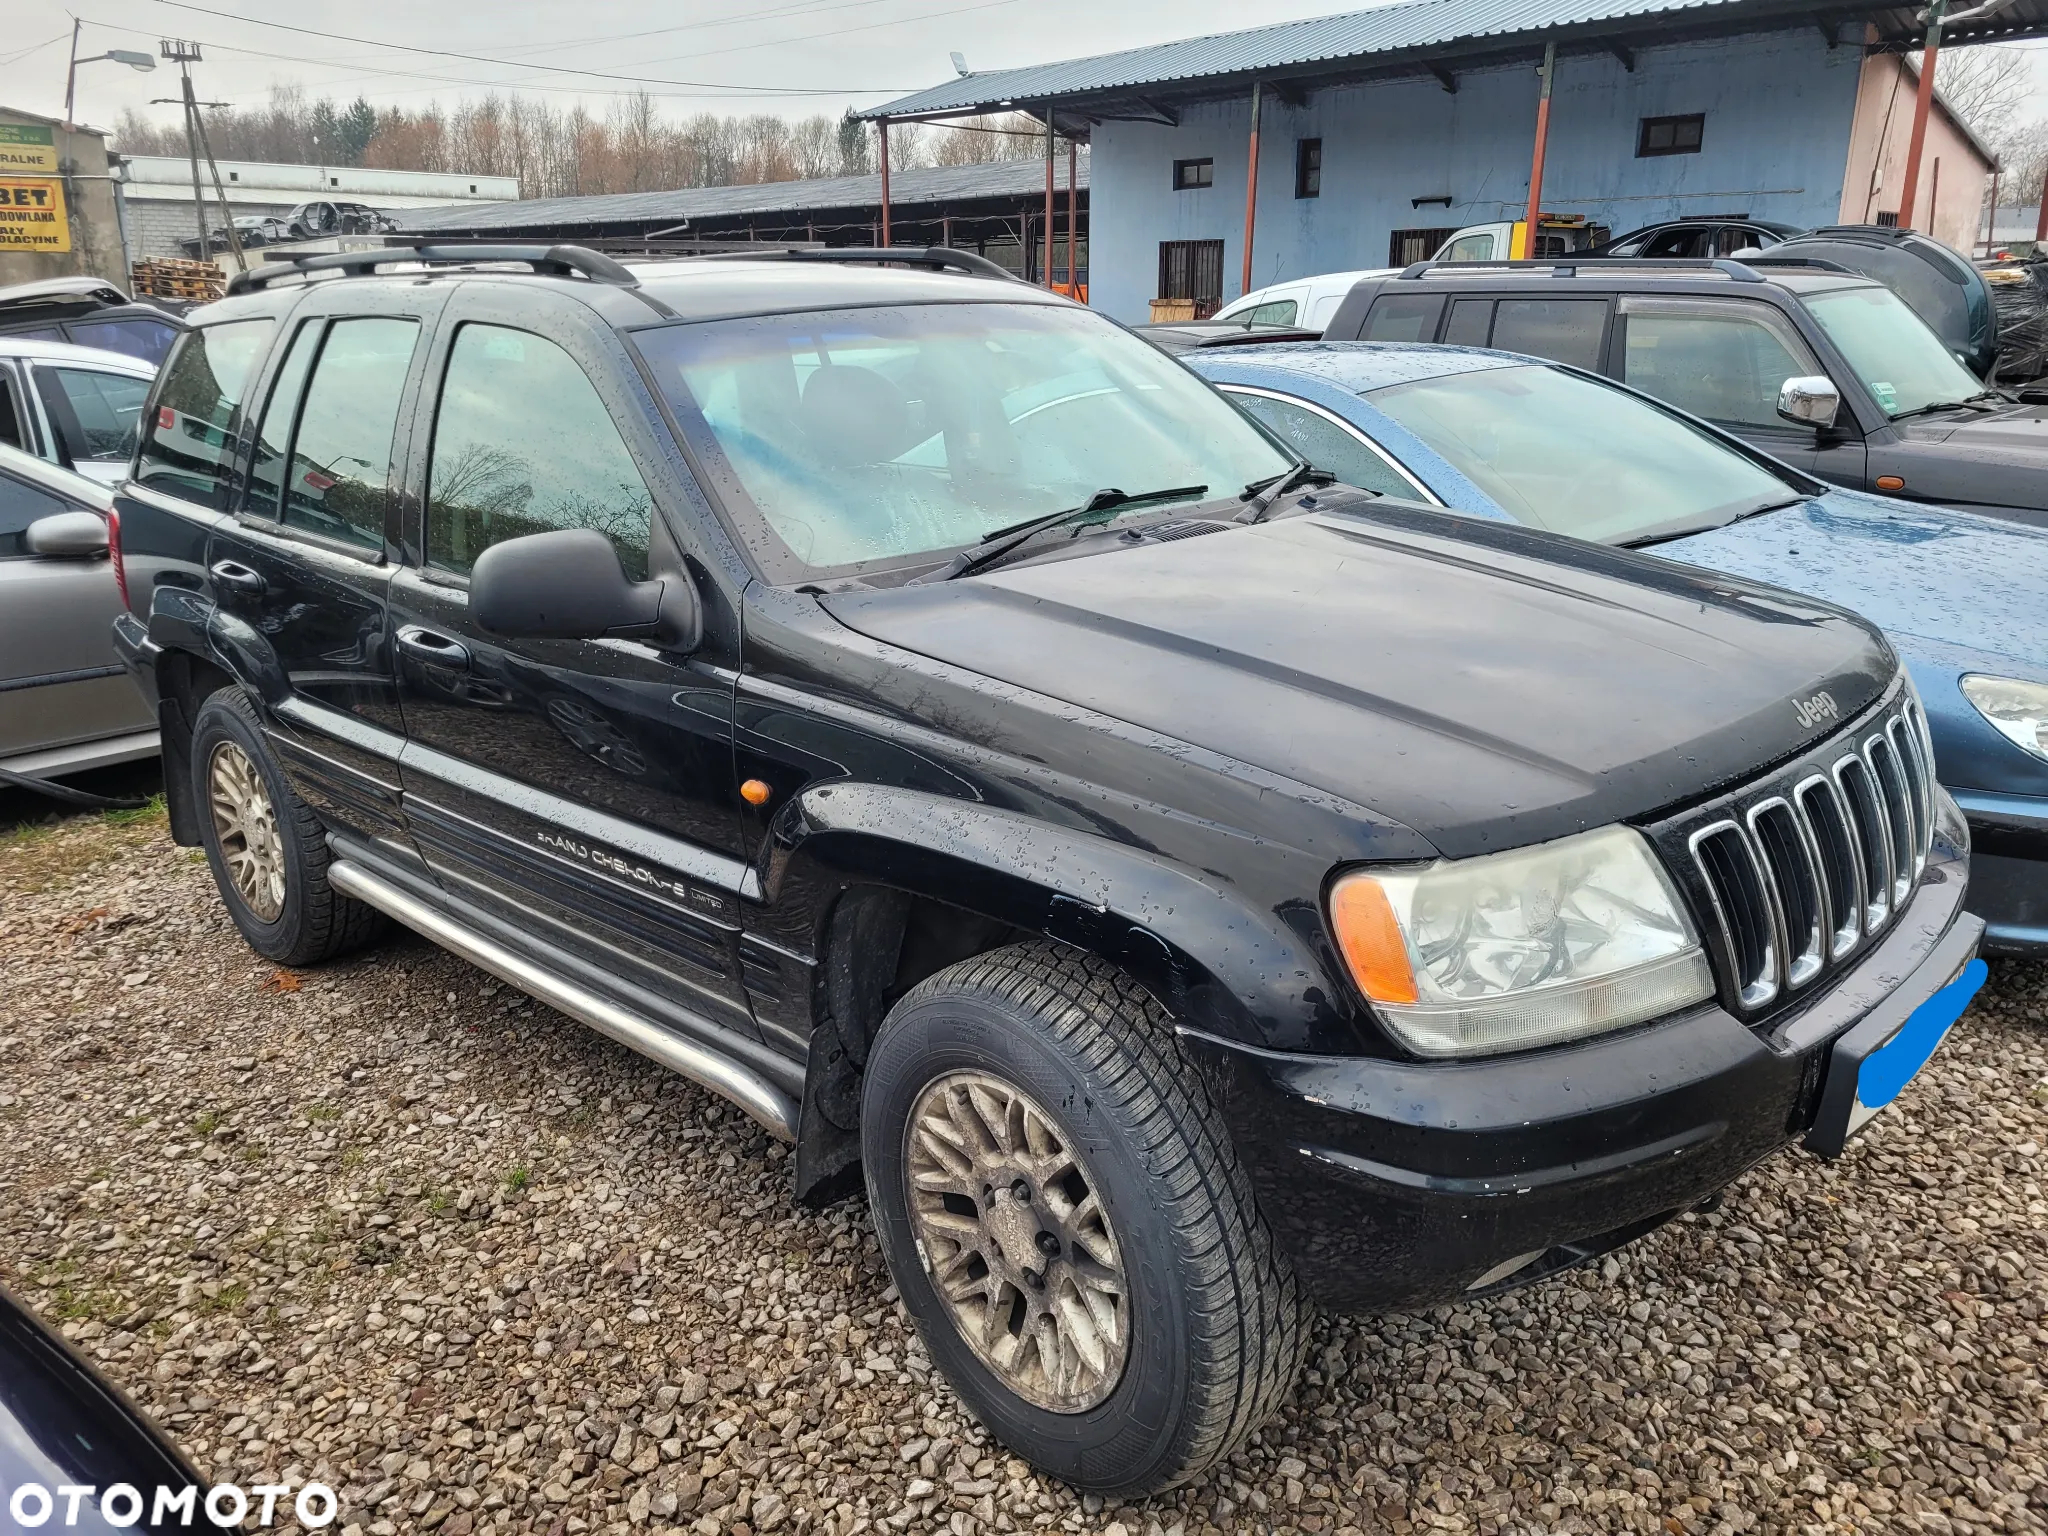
(282, 317, 418, 550)
(1369, 362, 1797, 544)
(1640, 226, 1708, 259)
(46, 367, 149, 462)
(637, 301, 1290, 580)
(0, 470, 73, 559)
(1620, 298, 1821, 428)
(427, 324, 652, 580)
(1803, 284, 1984, 418)
(1440, 231, 1496, 262)
(134, 318, 274, 508)
(1223, 390, 1429, 500)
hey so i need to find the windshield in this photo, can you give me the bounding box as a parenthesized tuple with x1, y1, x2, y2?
(1369, 363, 1801, 543)
(636, 301, 1290, 578)
(1803, 284, 1983, 417)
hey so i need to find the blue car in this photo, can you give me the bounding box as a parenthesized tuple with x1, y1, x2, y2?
(1185, 341, 2048, 956)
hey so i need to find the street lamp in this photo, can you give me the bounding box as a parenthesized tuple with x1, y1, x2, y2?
(63, 21, 156, 127)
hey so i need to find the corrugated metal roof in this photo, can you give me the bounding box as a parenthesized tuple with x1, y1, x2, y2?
(855, 0, 2048, 120)
(398, 155, 1084, 235)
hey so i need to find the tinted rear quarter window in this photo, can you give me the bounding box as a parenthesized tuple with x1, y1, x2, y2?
(1361, 294, 1445, 343)
(1488, 299, 1609, 370)
(1443, 299, 1492, 348)
(134, 319, 274, 508)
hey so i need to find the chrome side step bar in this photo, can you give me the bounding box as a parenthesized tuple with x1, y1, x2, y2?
(328, 859, 801, 1142)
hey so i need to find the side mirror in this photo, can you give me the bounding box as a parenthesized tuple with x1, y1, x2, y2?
(24, 511, 109, 559)
(1777, 375, 1841, 429)
(469, 528, 700, 650)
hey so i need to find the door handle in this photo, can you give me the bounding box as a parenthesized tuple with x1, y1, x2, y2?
(396, 624, 471, 671)
(208, 559, 265, 596)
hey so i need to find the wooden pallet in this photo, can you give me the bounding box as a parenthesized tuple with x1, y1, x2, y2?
(132, 256, 226, 301)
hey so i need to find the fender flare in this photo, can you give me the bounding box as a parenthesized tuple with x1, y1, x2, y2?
(770, 780, 1366, 1054)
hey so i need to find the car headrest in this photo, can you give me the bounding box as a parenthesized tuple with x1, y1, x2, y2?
(800, 363, 911, 469)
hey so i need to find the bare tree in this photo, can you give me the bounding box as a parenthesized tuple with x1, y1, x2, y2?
(1933, 44, 2034, 143)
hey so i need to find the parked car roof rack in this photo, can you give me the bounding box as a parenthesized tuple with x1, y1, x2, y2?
(1396, 257, 1766, 283)
(689, 245, 1024, 282)
(1729, 254, 1857, 274)
(225, 241, 639, 296)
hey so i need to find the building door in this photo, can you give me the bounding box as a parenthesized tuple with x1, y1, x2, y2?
(1158, 239, 1224, 317)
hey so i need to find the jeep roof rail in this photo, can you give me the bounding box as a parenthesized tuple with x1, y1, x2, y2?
(1395, 257, 1766, 283)
(225, 240, 639, 296)
(1729, 254, 1857, 274)
(685, 245, 1024, 283)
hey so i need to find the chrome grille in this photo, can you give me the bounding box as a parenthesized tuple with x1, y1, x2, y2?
(1679, 694, 1937, 1014)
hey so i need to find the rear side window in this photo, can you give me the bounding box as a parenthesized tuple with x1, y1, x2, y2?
(244, 321, 323, 519)
(1361, 294, 1444, 343)
(425, 324, 652, 579)
(0, 470, 72, 559)
(1242, 299, 1299, 326)
(1443, 299, 1493, 348)
(282, 317, 418, 550)
(1488, 299, 1608, 370)
(46, 367, 150, 461)
(134, 319, 274, 508)
(1440, 232, 1497, 262)
(67, 315, 180, 366)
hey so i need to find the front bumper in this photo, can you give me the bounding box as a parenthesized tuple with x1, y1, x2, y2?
(1182, 796, 1982, 1313)
(1953, 788, 2048, 955)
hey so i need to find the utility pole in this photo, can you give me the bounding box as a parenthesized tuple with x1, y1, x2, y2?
(157, 40, 243, 272)
(62, 19, 83, 126)
(1895, 0, 1946, 231)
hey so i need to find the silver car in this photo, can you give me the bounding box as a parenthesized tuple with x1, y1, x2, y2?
(0, 337, 157, 489)
(0, 445, 156, 780)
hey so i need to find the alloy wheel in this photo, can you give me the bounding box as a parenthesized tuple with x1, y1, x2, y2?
(905, 1070, 1129, 1413)
(207, 740, 286, 921)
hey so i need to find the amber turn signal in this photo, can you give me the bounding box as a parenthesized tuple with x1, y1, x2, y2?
(741, 778, 772, 806)
(1327, 874, 1419, 1005)
(1875, 475, 1905, 492)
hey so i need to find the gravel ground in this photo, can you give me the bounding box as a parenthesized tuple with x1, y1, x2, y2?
(1, 809, 2044, 1536)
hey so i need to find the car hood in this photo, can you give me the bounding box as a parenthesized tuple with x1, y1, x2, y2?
(1882, 406, 2048, 516)
(821, 501, 1894, 857)
(1662, 491, 2048, 670)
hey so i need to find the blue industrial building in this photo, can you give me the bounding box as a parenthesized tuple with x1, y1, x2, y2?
(861, 0, 2034, 324)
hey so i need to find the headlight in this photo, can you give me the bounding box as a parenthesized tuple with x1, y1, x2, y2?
(1328, 825, 1714, 1058)
(1960, 674, 2048, 763)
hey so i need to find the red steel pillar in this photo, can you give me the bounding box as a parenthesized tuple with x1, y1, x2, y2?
(1066, 138, 1079, 297)
(1523, 40, 1556, 258)
(1897, 1, 1947, 231)
(1241, 79, 1263, 295)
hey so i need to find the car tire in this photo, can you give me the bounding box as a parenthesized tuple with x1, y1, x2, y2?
(190, 687, 385, 967)
(861, 942, 1309, 1495)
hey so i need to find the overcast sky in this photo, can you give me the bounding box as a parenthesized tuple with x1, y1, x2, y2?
(10, 0, 1368, 135)
(15, 0, 2048, 151)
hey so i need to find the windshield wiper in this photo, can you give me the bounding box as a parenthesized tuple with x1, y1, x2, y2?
(1890, 393, 2000, 422)
(923, 484, 1209, 582)
(1237, 462, 1336, 524)
(1617, 495, 1807, 549)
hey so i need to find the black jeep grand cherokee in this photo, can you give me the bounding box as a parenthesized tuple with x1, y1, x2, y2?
(110, 243, 1983, 1494)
